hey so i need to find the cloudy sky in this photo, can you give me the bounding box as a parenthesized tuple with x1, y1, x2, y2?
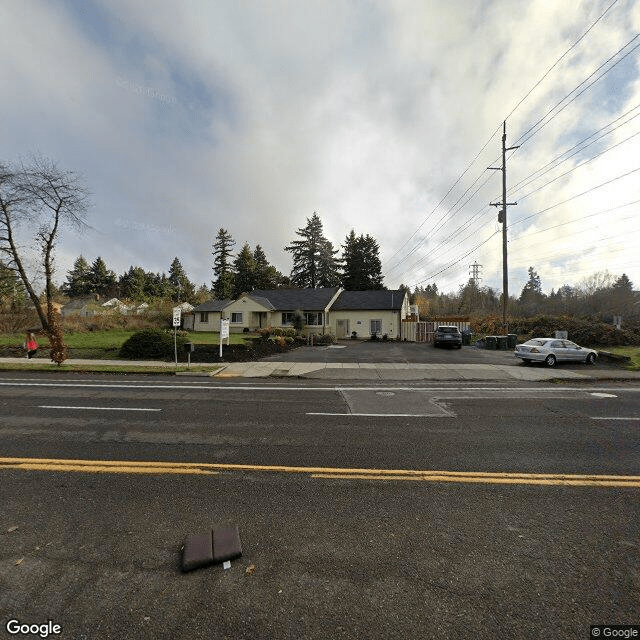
(2, 0, 639, 297)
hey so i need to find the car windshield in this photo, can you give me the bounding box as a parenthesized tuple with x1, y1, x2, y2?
(438, 327, 459, 333)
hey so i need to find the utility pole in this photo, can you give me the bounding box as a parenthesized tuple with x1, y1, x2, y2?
(489, 120, 519, 333)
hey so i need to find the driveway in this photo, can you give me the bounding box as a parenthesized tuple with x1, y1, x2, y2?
(262, 340, 614, 370)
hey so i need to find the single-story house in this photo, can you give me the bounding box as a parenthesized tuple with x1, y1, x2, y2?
(192, 287, 411, 338)
(327, 289, 410, 339)
(220, 287, 342, 334)
(192, 299, 234, 332)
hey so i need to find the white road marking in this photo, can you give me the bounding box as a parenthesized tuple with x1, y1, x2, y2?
(38, 405, 161, 412)
(0, 382, 638, 392)
(307, 412, 450, 417)
(590, 392, 617, 398)
(590, 416, 640, 421)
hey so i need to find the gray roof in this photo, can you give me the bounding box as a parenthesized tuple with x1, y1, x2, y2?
(192, 299, 233, 312)
(331, 290, 407, 311)
(247, 287, 340, 311)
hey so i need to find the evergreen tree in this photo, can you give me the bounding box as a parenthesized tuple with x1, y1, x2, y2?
(168, 257, 195, 303)
(611, 273, 635, 316)
(340, 231, 384, 290)
(88, 257, 117, 297)
(285, 212, 338, 288)
(212, 228, 235, 299)
(119, 266, 149, 301)
(0, 261, 26, 308)
(233, 243, 256, 297)
(253, 244, 289, 289)
(519, 266, 545, 316)
(194, 283, 211, 304)
(63, 255, 92, 297)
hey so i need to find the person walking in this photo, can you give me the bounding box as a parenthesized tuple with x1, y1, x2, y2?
(24, 332, 38, 359)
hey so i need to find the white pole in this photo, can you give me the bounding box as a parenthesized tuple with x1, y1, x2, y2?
(174, 326, 177, 367)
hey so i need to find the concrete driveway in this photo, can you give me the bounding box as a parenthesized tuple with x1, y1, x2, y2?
(262, 340, 613, 370)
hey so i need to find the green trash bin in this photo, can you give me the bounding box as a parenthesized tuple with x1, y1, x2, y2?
(507, 334, 518, 349)
(485, 336, 497, 350)
(496, 336, 508, 350)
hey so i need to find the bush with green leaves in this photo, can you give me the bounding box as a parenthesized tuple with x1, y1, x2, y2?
(315, 333, 336, 345)
(119, 328, 187, 360)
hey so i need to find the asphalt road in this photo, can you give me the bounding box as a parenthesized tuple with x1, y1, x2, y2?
(262, 340, 617, 370)
(0, 372, 639, 639)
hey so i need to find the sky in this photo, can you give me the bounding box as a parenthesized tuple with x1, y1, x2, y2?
(1, 0, 639, 297)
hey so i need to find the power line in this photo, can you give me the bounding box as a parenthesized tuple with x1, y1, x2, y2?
(514, 35, 640, 148)
(508, 167, 640, 230)
(387, 1, 623, 272)
(508, 104, 640, 196)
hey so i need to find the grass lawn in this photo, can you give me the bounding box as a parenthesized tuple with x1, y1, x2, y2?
(596, 346, 640, 371)
(0, 329, 256, 349)
(0, 362, 222, 374)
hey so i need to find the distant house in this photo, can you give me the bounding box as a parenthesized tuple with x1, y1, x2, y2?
(192, 287, 411, 339)
(60, 297, 102, 318)
(328, 289, 410, 339)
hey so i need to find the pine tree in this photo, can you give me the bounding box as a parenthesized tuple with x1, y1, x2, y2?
(0, 261, 26, 308)
(168, 257, 195, 303)
(340, 231, 384, 290)
(88, 257, 117, 297)
(63, 255, 92, 297)
(253, 245, 288, 289)
(119, 266, 149, 301)
(212, 228, 235, 299)
(285, 212, 338, 288)
(233, 243, 256, 297)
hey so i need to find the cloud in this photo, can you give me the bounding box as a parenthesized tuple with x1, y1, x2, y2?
(1, 0, 638, 297)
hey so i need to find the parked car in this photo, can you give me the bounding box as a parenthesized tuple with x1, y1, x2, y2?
(514, 338, 597, 367)
(433, 325, 462, 348)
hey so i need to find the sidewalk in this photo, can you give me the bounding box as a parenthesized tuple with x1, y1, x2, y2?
(0, 357, 638, 382)
(214, 361, 640, 382)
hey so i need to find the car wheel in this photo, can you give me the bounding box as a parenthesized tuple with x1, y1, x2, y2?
(545, 354, 556, 367)
(586, 352, 596, 365)
(457, 344, 462, 349)
(522, 359, 531, 365)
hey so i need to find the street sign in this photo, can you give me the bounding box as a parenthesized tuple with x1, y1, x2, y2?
(173, 307, 181, 327)
(220, 319, 230, 339)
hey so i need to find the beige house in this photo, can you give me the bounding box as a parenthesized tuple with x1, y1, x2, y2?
(192, 287, 410, 338)
(327, 290, 410, 339)
(192, 299, 234, 332)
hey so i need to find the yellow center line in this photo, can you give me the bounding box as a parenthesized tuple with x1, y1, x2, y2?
(0, 456, 638, 486)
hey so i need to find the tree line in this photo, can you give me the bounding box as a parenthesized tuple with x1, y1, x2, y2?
(212, 211, 384, 298)
(402, 267, 639, 322)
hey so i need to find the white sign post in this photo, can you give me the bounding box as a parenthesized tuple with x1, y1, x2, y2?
(173, 307, 181, 366)
(220, 318, 230, 358)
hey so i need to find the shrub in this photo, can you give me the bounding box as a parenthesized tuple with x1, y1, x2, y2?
(315, 333, 336, 345)
(119, 328, 187, 360)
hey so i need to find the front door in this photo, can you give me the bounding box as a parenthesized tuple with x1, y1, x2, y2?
(336, 319, 349, 339)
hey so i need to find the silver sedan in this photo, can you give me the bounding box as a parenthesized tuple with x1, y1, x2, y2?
(514, 338, 598, 367)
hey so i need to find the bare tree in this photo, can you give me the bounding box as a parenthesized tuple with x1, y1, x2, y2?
(0, 157, 90, 350)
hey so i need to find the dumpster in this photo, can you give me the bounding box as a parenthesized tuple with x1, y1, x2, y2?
(507, 334, 518, 349)
(461, 328, 472, 346)
(485, 336, 497, 350)
(496, 336, 508, 350)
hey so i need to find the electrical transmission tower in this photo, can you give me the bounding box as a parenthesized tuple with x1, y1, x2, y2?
(469, 261, 482, 286)
(488, 120, 519, 332)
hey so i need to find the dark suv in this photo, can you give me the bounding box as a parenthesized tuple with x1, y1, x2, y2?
(433, 325, 462, 349)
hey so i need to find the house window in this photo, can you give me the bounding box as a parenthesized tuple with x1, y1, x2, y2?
(281, 312, 295, 325)
(200, 312, 209, 323)
(370, 319, 382, 335)
(231, 312, 243, 324)
(305, 312, 323, 326)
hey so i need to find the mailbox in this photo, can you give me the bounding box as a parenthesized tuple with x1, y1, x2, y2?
(184, 342, 195, 353)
